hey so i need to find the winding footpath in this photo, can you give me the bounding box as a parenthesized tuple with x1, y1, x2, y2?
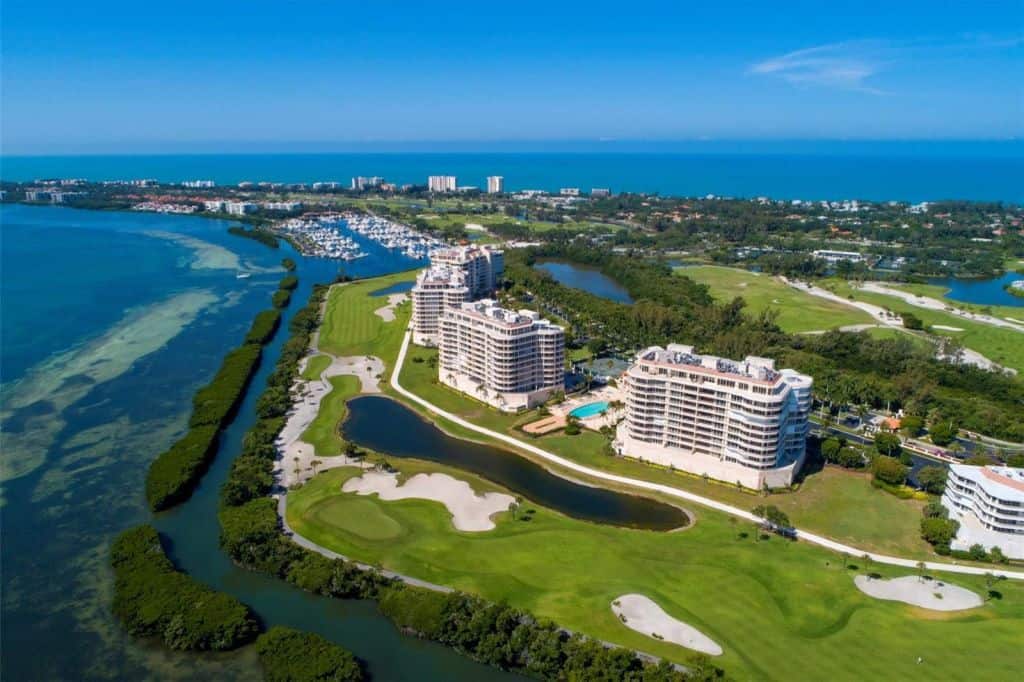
(390, 330, 1024, 581)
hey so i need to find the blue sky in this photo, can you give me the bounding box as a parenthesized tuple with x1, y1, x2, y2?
(2, 0, 1022, 153)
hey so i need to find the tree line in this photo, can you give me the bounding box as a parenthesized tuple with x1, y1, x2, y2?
(506, 246, 1024, 443)
(145, 277, 293, 511)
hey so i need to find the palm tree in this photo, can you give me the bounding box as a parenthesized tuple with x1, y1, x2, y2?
(310, 459, 322, 476)
(916, 561, 927, 583)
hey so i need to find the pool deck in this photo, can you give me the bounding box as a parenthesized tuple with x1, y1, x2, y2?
(551, 385, 624, 431)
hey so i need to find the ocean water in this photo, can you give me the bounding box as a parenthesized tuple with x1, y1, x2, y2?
(0, 204, 504, 681)
(3, 146, 1023, 202)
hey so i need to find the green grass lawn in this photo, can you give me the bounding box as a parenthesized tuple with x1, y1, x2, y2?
(300, 375, 360, 456)
(300, 354, 331, 381)
(318, 271, 417, 361)
(822, 279, 1024, 373)
(305, 271, 418, 455)
(289, 464, 1024, 682)
(678, 266, 875, 332)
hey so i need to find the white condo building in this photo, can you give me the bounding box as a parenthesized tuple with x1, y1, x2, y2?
(616, 345, 813, 489)
(430, 245, 504, 298)
(411, 245, 504, 346)
(428, 175, 457, 192)
(411, 267, 471, 346)
(438, 300, 565, 411)
(942, 464, 1024, 559)
(487, 176, 504, 194)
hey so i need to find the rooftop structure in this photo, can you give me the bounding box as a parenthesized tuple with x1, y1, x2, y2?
(616, 344, 813, 489)
(438, 299, 565, 411)
(942, 464, 1024, 559)
(411, 266, 470, 346)
(429, 244, 504, 298)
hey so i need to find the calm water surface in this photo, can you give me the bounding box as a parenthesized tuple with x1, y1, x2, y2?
(927, 272, 1024, 308)
(0, 204, 510, 681)
(343, 396, 688, 531)
(4, 147, 1023, 201)
(536, 260, 634, 304)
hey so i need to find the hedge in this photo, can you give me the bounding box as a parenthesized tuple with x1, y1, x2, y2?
(255, 627, 363, 682)
(246, 309, 282, 345)
(145, 278, 297, 511)
(111, 525, 258, 651)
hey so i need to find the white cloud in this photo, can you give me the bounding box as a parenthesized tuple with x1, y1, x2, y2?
(750, 34, 1022, 94)
(749, 41, 888, 94)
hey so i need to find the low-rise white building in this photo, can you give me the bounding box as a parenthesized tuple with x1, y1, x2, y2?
(438, 300, 564, 411)
(226, 201, 258, 215)
(942, 464, 1024, 559)
(411, 266, 471, 345)
(616, 345, 813, 489)
(811, 249, 868, 264)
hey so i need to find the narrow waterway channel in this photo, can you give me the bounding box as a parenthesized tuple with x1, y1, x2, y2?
(343, 396, 689, 531)
(154, 247, 517, 680)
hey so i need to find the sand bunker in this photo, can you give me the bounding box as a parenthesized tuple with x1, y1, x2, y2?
(342, 471, 514, 531)
(374, 293, 407, 322)
(932, 324, 964, 332)
(611, 594, 722, 656)
(854, 575, 982, 611)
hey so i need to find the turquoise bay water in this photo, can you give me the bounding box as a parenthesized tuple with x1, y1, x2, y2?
(0, 205, 506, 681)
(3, 148, 1024, 202)
(569, 401, 611, 419)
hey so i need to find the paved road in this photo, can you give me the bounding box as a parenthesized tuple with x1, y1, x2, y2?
(391, 330, 1024, 581)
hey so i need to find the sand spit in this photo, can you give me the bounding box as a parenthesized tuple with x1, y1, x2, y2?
(343, 471, 514, 531)
(611, 594, 722, 656)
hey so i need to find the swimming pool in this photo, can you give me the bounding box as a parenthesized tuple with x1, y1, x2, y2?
(569, 401, 610, 418)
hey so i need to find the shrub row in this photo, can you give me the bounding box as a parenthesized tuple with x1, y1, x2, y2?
(110, 525, 258, 651)
(145, 278, 295, 511)
(256, 626, 363, 682)
(246, 309, 282, 345)
(272, 289, 292, 309)
(228, 225, 279, 248)
(218, 284, 725, 681)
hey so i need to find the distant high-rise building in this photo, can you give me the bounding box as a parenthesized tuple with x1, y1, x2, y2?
(487, 176, 504, 194)
(559, 187, 581, 196)
(182, 180, 216, 188)
(351, 176, 384, 190)
(428, 175, 457, 192)
(616, 345, 812, 488)
(591, 188, 611, 198)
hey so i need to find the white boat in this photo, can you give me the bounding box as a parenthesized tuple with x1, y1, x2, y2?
(236, 272, 251, 279)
